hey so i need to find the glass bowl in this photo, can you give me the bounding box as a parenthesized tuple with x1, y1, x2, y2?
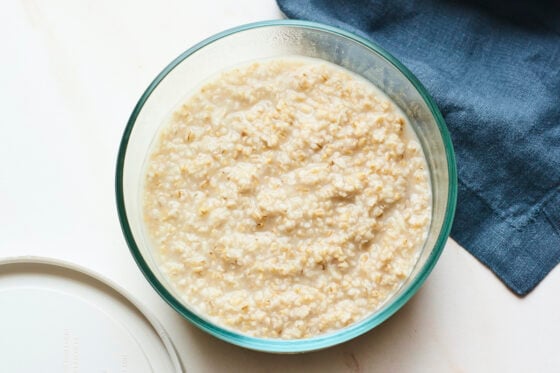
(116, 20, 457, 353)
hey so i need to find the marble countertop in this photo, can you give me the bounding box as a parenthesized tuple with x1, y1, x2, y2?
(2, 0, 559, 371)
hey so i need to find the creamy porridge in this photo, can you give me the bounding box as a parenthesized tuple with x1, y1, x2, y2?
(143, 57, 431, 339)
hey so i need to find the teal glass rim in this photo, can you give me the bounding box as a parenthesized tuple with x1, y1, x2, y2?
(116, 19, 458, 353)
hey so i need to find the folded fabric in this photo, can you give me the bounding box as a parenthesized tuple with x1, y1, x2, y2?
(277, 0, 560, 295)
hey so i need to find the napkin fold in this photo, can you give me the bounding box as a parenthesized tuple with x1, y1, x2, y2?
(277, 0, 560, 295)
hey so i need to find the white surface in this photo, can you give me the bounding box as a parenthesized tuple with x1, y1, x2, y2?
(0, 258, 182, 373)
(0, 0, 558, 371)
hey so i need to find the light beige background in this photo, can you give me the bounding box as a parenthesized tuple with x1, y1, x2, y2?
(1, 0, 559, 371)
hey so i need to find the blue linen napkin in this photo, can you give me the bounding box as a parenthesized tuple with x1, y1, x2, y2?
(277, 0, 560, 295)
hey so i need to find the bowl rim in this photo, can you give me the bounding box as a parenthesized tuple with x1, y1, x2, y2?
(115, 19, 457, 353)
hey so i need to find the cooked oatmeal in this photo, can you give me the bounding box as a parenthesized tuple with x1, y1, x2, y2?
(143, 57, 431, 339)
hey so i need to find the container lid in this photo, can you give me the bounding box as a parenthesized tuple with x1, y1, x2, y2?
(0, 256, 183, 372)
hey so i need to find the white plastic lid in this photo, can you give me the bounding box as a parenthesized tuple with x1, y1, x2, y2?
(0, 257, 183, 372)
